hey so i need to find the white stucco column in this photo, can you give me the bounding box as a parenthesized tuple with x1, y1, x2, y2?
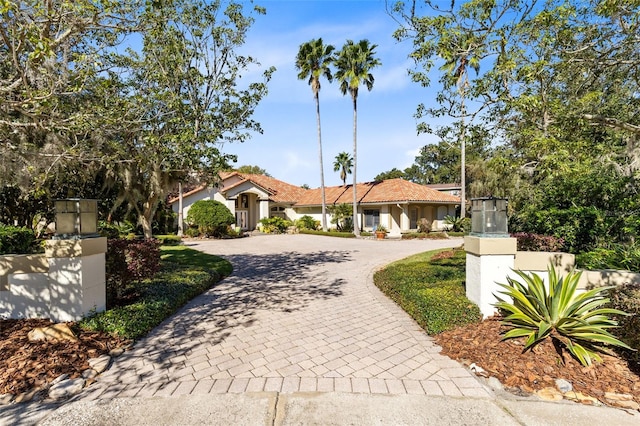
(465, 236, 517, 318)
(259, 199, 269, 221)
(45, 237, 107, 322)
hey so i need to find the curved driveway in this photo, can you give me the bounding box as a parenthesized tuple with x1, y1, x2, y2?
(86, 234, 490, 399)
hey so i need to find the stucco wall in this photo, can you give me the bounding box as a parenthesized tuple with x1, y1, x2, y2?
(0, 238, 107, 322)
(464, 237, 638, 318)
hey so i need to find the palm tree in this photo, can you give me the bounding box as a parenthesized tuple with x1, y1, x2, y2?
(333, 151, 353, 186)
(295, 38, 335, 232)
(334, 39, 381, 236)
(439, 37, 480, 219)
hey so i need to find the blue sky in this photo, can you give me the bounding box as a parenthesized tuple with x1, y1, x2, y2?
(223, 0, 447, 188)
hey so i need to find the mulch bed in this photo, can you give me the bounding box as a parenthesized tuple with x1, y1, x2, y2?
(0, 319, 125, 396)
(434, 316, 640, 408)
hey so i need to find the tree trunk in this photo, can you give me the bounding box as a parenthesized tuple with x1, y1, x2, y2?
(316, 94, 328, 232)
(352, 94, 360, 236)
(140, 195, 160, 239)
(460, 99, 466, 220)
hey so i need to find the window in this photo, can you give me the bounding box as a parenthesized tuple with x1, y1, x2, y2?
(410, 208, 418, 229)
(235, 194, 249, 209)
(270, 206, 285, 218)
(364, 209, 380, 228)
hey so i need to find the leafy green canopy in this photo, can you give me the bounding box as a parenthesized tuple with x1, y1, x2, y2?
(390, 0, 640, 251)
(1, 0, 274, 239)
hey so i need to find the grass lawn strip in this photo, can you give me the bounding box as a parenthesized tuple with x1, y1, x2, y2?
(79, 245, 232, 340)
(374, 247, 481, 334)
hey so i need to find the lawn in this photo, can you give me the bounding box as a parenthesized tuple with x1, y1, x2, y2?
(79, 245, 232, 340)
(373, 247, 481, 334)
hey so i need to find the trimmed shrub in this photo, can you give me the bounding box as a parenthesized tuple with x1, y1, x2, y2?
(184, 226, 200, 238)
(81, 269, 218, 340)
(296, 215, 320, 231)
(298, 229, 356, 238)
(575, 248, 616, 270)
(511, 232, 565, 252)
(576, 243, 640, 272)
(186, 200, 235, 238)
(0, 225, 36, 255)
(417, 218, 432, 233)
(259, 217, 291, 234)
(106, 238, 161, 308)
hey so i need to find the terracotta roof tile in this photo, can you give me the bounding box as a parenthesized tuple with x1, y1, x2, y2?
(169, 176, 459, 206)
(223, 173, 310, 204)
(295, 178, 460, 206)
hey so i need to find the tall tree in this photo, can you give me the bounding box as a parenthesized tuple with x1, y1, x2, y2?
(295, 38, 335, 232)
(99, 0, 274, 238)
(392, 0, 640, 251)
(374, 168, 406, 181)
(0, 0, 137, 190)
(236, 165, 271, 176)
(333, 151, 353, 186)
(334, 39, 381, 236)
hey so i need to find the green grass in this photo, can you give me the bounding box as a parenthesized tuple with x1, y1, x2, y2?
(160, 245, 233, 276)
(298, 229, 357, 238)
(401, 232, 449, 240)
(79, 246, 232, 340)
(374, 248, 481, 334)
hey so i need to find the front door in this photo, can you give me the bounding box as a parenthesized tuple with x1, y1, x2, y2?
(236, 210, 248, 230)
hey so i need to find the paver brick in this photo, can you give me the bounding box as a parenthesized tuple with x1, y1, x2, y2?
(264, 377, 283, 392)
(210, 379, 232, 393)
(92, 237, 474, 402)
(334, 377, 352, 393)
(173, 380, 197, 396)
(191, 379, 215, 394)
(438, 380, 464, 397)
(228, 378, 249, 393)
(245, 377, 266, 392)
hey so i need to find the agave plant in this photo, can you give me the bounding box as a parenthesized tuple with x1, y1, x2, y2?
(493, 265, 632, 366)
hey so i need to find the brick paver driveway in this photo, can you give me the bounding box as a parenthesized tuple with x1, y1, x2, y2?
(87, 235, 490, 399)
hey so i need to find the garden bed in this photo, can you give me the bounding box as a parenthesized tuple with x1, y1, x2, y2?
(435, 317, 640, 410)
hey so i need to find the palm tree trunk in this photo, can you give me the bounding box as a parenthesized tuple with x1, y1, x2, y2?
(316, 94, 328, 231)
(352, 94, 360, 236)
(460, 96, 466, 219)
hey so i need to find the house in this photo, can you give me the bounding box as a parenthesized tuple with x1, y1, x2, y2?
(426, 183, 461, 197)
(168, 172, 460, 235)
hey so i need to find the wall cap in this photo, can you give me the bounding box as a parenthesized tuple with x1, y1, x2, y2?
(45, 237, 107, 258)
(464, 236, 517, 256)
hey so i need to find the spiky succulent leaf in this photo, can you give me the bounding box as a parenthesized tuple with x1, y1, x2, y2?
(492, 263, 634, 366)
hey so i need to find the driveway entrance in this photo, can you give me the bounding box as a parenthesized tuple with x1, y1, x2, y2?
(86, 235, 489, 398)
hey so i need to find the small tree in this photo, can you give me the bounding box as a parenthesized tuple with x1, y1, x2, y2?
(186, 200, 235, 237)
(328, 203, 353, 231)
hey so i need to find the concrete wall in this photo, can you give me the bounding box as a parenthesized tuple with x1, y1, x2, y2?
(464, 236, 639, 318)
(0, 237, 107, 322)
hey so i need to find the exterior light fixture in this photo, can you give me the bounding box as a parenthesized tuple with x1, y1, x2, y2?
(470, 197, 508, 237)
(54, 199, 99, 239)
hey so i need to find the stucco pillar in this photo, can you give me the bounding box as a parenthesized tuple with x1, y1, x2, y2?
(465, 236, 517, 318)
(259, 199, 269, 220)
(45, 237, 107, 322)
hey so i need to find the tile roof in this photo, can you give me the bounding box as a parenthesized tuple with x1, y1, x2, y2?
(295, 178, 460, 206)
(222, 173, 310, 204)
(168, 175, 460, 206)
